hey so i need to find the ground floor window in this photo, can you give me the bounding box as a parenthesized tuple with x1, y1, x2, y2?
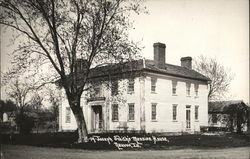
(212, 114, 217, 124)
(128, 103, 135, 121)
(151, 103, 157, 121)
(66, 107, 71, 123)
(173, 104, 177, 121)
(195, 105, 199, 120)
(112, 104, 119, 121)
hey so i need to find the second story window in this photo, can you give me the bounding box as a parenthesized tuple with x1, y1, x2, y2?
(195, 84, 199, 97)
(172, 81, 177, 95)
(111, 80, 118, 96)
(186, 83, 191, 96)
(173, 104, 177, 121)
(66, 107, 71, 123)
(112, 104, 119, 121)
(128, 103, 135, 121)
(151, 78, 157, 93)
(90, 85, 101, 98)
(128, 78, 135, 93)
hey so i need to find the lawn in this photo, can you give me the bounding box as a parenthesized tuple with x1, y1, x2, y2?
(1, 132, 249, 150)
(1, 144, 250, 159)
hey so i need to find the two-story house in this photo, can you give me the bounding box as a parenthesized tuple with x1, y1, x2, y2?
(59, 42, 210, 134)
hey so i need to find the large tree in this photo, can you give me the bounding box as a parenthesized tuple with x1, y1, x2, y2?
(0, 0, 143, 142)
(193, 55, 233, 101)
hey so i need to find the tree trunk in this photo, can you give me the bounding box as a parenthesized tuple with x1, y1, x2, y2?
(72, 106, 88, 143)
(67, 94, 88, 143)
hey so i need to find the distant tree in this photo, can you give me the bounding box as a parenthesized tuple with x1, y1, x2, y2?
(0, 99, 17, 113)
(47, 87, 60, 131)
(0, 0, 144, 142)
(4, 77, 43, 134)
(227, 104, 249, 134)
(194, 55, 233, 101)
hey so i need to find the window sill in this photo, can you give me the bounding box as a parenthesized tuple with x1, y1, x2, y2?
(195, 96, 199, 98)
(128, 120, 135, 122)
(112, 120, 119, 122)
(127, 91, 134, 94)
(151, 91, 157, 94)
(195, 120, 199, 122)
(172, 120, 178, 122)
(172, 94, 178, 96)
(151, 120, 157, 122)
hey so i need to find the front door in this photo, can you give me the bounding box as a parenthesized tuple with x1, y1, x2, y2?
(186, 106, 191, 130)
(92, 106, 103, 132)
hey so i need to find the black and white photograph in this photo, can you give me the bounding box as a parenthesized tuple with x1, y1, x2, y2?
(0, 0, 249, 158)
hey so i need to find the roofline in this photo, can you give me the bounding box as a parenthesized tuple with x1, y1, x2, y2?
(143, 68, 210, 82)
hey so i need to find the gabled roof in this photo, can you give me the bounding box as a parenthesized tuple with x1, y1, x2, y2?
(208, 100, 248, 113)
(81, 59, 210, 82)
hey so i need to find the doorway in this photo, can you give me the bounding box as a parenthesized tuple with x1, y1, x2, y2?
(91, 105, 103, 132)
(186, 105, 191, 129)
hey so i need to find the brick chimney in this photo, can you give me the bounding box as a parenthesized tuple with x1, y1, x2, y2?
(181, 56, 192, 69)
(154, 42, 166, 69)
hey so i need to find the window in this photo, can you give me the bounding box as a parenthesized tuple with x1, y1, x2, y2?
(151, 103, 157, 121)
(173, 105, 177, 121)
(111, 80, 118, 96)
(195, 84, 199, 97)
(66, 107, 71, 123)
(128, 79, 135, 93)
(90, 85, 101, 98)
(151, 78, 157, 93)
(186, 83, 191, 96)
(212, 114, 217, 124)
(112, 104, 119, 121)
(128, 103, 135, 121)
(195, 105, 199, 120)
(172, 81, 177, 95)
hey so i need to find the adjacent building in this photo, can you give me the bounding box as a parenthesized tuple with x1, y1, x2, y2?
(59, 42, 210, 134)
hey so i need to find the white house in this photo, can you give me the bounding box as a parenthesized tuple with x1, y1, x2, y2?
(59, 42, 210, 134)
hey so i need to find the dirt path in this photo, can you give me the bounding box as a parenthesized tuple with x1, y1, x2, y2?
(1, 144, 250, 159)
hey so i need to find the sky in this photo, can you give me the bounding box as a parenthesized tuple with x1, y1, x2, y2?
(129, 0, 249, 103)
(0, 0, 249, 103)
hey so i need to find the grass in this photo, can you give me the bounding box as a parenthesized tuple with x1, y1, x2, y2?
(1, 132, 249, 150)
(1, 145, 250, 159)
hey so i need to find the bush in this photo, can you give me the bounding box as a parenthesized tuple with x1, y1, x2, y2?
(16, 113, 35, 134)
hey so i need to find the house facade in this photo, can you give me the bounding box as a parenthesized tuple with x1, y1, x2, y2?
(59, 42, 210, 133)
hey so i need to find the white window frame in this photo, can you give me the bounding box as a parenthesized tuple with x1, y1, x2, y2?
(186, 83, 191, 96)
(128, 103, 135, 121)
(195, 105, 199, 121)
(128, 79, 135, 93)
(151, 103, 157, 121)
(65, 107, 71, 123)
(151, 77, 157, 93)
(172, 81, 177, 95)
(112, 104, 119, 121)
(173, 104, 177, 121)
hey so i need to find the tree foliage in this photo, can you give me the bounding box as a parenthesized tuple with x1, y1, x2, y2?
(194, 55, 233, 101)
(227, 104, 249, 134)
(0, 0, 144, 142)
